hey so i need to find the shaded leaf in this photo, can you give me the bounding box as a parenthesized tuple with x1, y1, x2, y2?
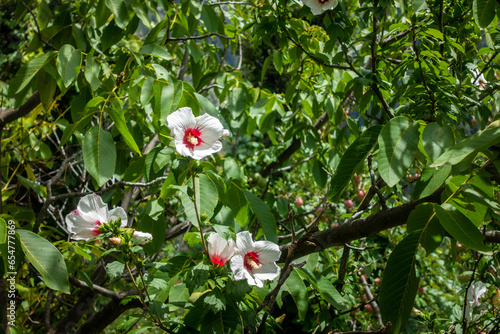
(379, 232, 420, 333)
(378, 117, 420, 187)
(82, 125, 116, 186)
(17, 229, 69, 293)
(329, 125, 382, 202)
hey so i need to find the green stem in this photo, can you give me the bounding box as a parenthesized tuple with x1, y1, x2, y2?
(188, 160, 209, 257)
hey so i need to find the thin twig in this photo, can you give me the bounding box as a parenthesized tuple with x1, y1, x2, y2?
(367, 154, 387, 210)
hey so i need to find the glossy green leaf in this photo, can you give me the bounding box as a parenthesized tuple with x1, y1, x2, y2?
(17, 229, 69, 293)
(0, 219, 6, 244)
(431, 121, 500, 167)
(296, 268, 348, 310)
(413, 165, 451, 200)
(82, 125, 117, 186)
(179, 174, 218, 224)
(282, 268, 308, 321)
(406, 203, 445, 254)
(84, 54, 101, 91)
(329, 125, 382, 202)
(473, 0, 496, 28)
(139, 44, 172, 60)
(56, 44, 82, 88)
(433, 203, 491, 253)
(422, 123, 454, 162)
(227, 182, 249, 227)
(378, 117, 420, 187)
(107, 99, 141, 155)
(105, 0, 129, 29)
(8, 51, 57, 96)
(379, 232, 420, 334)
(243, 190, 277, 243)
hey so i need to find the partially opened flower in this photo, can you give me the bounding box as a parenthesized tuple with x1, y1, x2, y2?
(65, 194, 127, 241)
(230, 231, 281, 288)
(302, 0, 338, 15)
(465, 280, 487, 323)
(472, 69, 487, 90)
(207, 232, 235, 267)
(132, 231, 153, 244)
(167, 107, 230, 160)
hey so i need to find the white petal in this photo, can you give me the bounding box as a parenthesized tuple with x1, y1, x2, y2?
(235, 231, 255, 255)
(191, 140, 223, 160)
(174, 139, 195, 158)
(65, 212, 99, 241)
(230, 255, 247, 280)
(221, 129, 230, 138)
(108, 207, 128, 227)
(254, 240, 281, 262)
(196, 114, 224, 141)
(77, 194, 108, 223)
(253, 262, 280, 282)
(167, 107, 197, 140)
(207, 233, 234, 259)
(133, 231, 153, 240)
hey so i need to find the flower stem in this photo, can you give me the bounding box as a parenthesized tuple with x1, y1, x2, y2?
(188, 160, 209, 257)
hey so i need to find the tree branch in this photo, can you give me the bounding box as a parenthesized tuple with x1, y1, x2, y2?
(0, 91, 41, 129)
(278, 189, 443, 262)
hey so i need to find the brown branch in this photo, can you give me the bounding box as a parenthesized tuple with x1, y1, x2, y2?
(278, 189, 443, 263)
(0, 91, 41, 129)
(75, 297, 143, 334)
(168, 32, 234, 41)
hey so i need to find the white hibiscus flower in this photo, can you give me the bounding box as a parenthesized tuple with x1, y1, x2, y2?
(207, 232, 235, 267)
(230, 231, 281, 288)
(65, 194, 127, 241)
(167, 107, 230, 160)
(465, 280, 487, 323)
(302, 0, 338, 15)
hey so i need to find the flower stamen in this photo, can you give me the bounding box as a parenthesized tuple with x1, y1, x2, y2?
(183, 128, 203, 149)
(244, 252, 262, 271)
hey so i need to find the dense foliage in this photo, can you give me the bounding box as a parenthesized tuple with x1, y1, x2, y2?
(1, 0, 500, 333)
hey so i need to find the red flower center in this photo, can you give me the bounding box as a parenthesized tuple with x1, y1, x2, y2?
(183, 128, 203, 149)
(210, 254, 227, 267)
(92, 220, 101, 236)
(244, 252, 261, 271)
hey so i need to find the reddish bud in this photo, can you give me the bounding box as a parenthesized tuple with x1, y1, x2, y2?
(356, 189, 365, 201)
(344, 199, 354, 210)
(472, 119, 477, 125)
(295, 197, 304, 207)
(418, 286, 424, 293)
(364, 304, 373, 313)
(374, 278, 381, 286)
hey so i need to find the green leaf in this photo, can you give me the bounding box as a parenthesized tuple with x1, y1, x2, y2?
(379, 232, 420, 334)
(201, 5, 220, 33)
(105, 0, 129, 29)
(0, 219, 6, 244)
(8, 51, 57, 96)
(473, 0, 496, 28)
(282, 268, 308, 321)
(242, 190, 277, 243)
(201, 306, 244, 334)
(203, 288, 227, 313)
(422, 123, 454, 163)
(297, 268, 348, 310)
(82, 125, 117, 186)
(179, 174, 219, 224)
(431, 121, 500, 167)
(378, 117, 420, 187)
(105, 261, 125, 280)
(406, 203, 445, 254)
(17, 229, 69, 293)
(227, 182, 249, 227)
(139, 44, 172, 60)
(412, 165, 451, 200)
(84, 54, 101, 91)
(56, 44, 82, 88)
(433, 203, 491, 253)
(328, 125, 382, 202)
(107, 99, 141, 155)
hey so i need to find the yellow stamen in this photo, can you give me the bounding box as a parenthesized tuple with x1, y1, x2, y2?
(186, 133, 199, 145)
(245, 258, 262, 270)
